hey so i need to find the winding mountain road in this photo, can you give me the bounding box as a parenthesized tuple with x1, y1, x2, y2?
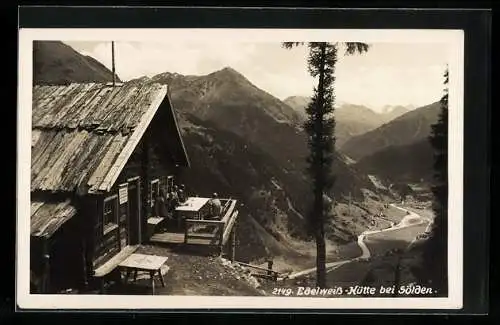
(286, 204, 433, 280)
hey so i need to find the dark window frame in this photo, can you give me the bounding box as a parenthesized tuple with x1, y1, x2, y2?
(103, 194, 119, 235)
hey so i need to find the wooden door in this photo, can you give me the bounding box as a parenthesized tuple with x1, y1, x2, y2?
(127, 177, 142, 244)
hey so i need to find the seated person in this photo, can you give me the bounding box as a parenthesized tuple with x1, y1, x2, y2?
(157, 188, 171, 218)
(207, 193, 222, 219)
(169, 185, 180, 210)
(177, 184, 187, 203)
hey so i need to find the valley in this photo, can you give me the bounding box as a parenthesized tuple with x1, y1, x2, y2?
(31, 41, 441, 293)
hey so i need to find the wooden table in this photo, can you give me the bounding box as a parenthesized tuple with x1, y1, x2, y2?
(118, 253, 168, 295)
(175, 197, 210, 227)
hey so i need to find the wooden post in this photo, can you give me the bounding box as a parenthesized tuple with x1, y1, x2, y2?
(218, 224, 224, 257)
(41, 238, 50, 293)
(267, 259, 273, 277)
(111, 41, 116, 86)
(140, 136, 150, 242)
(135, 178, 142, 244)
(230, 227, 236, 262)
(81, 237, 88, 289)
(184, 219, 189, 244)
(149, 271, 155, 295)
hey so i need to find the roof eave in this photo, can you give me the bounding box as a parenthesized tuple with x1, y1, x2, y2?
(95, 85, 169, 193)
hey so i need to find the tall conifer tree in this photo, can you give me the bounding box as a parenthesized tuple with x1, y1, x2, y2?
(283, 42, 369, 287)
(423, 67, 449, 295)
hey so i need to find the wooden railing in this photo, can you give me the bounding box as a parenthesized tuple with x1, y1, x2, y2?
(184, 199, 238, 245)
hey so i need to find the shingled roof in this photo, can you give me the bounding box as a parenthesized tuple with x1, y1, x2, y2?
(31, 82, 189, 194)
(31, 199, 77, 238)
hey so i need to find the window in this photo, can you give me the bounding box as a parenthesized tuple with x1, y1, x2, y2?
(103, 195, 119, 234)
(166, 176, 174, 193)
(150, 179, 160, 216)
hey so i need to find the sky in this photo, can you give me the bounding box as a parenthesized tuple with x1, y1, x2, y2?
(65, 41, 449, 112)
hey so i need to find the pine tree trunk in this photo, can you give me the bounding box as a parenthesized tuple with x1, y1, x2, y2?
(315, 43, 327, 289)
(316, 223, 327, 288)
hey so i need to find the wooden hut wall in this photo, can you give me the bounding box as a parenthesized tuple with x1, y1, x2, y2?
(48, 214, 85, 292)
(78, 193, 119, 272)
(30, 236, 44, 293)
(78, 195, 101, 283)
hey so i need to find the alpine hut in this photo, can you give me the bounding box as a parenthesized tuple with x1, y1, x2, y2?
(30, 82, 190, 293)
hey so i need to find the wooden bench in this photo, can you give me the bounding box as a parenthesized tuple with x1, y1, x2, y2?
(93, 245, 139, 293)
(147, 216, 166, 238)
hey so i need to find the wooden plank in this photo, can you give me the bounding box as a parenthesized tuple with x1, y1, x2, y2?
(124, 84, 161, 128)
(31, 131, 62, 178)
(59, 132, 102, 191)
(32, 85, 54, 105)
(220, 200, 237, 225)
(31, 129, 42, 148)
(73, 134, 115, 191)
(40, 130, 89, 190)
(59, 83, 100, 128)
(79, 85, 124, 129)
(93, 84, 138, 130)
(94, 243, 120, 269)
(36, 84, 82, 128)
(31, 200, 77, 237)
(118, 254, 168, 271)
(186, 233, 217, 240)
(68, 84, 107, 129)
(150, 232, 185, 244)
(30, 130, 50, 163)
(93, 245, 139, 278)
(87, 134, 130, 191)
(38, 206, 76, 237)
(122, 84, 154, 129)
(75, 85, 115, 129)
(222, 211, 239, 245)
(96, 229, 120, 253)
(237, 262, 280, 275)
(30, 201, 45, 217)
(31, 132, 71, 190)
(46, 83, 94, 128)
(98, 86, 168, 192)
(185, 219, 225, 226)
(251, 273, 279, 280)
(32, 86, 70, 125)
(147, 217, 165, 225)
(103, 84, 150, 132)
(96, 86, 141, 132)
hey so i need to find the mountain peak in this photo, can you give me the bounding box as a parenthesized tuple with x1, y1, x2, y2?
(207, 66, 250, 86)
(219, 66, 239, 74)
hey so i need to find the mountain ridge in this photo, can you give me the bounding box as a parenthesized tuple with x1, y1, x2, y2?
(283, 95, 411, 146)
(340, 101, 441, 161)
(33, 41, 121, 85)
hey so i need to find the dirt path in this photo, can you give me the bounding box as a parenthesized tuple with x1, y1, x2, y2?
(286, 204, 432, 280)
